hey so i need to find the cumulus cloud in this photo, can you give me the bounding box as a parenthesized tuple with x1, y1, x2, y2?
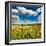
(12, 6, 42, 17)
(12, 14, 17, 18)
(16, 6, 27, 14)
(36, 7, 42, 13)
(12, 15, 20, 20)
(16, 6, 26, 10)
(28, 10, 37, 16)
(16, 6, 39, 16)
(37, 6, 44, 23)
(12, 14, 20, 24)
(12, 9, 19, 14)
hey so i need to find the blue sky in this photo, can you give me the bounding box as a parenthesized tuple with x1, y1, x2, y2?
(11, 5, 43, 24)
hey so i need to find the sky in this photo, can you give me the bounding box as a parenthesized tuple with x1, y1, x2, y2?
(11, 5, 44, 24)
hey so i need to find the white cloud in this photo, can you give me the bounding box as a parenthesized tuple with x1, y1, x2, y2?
(12, 14, 20, 24)
(28, 10, 37, 16)
(16, 6, 38, 16)
(16, 6, 27, 14)
(37, 6, 44, 23)
(38, 15, 41, 21)
(36, 7, 42, 13)
(12, 14, 17, 18)
(12, 15, 19, 20)
(12, 6, 42, 17)
(16, 6, 26, 10)
(12, 9, 19, 14)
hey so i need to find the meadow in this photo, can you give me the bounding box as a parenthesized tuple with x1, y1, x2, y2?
(10, 24, 41, 40)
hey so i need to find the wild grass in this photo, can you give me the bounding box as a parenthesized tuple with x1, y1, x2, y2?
(10, 24, 41, 40)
